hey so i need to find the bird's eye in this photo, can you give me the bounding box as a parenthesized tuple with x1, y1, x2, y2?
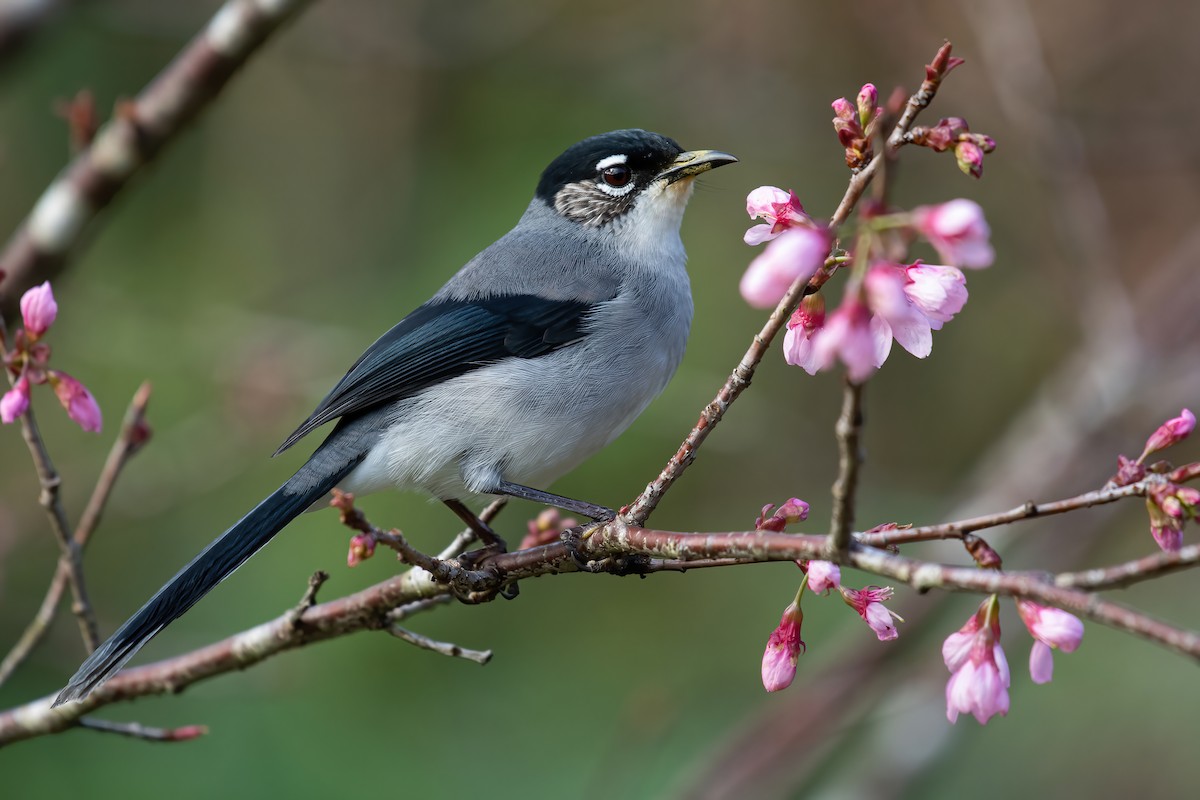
(601, 164, 632, 188)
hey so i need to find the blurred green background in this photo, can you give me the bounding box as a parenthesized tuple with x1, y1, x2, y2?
(1, 1, 1197, 797)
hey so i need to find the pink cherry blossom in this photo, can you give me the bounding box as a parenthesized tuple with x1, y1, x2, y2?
(739, 227, 829, 309)
(904, 263, 968, 323)
(48, 370, 102, 433)
(865, 265, 933, 359)
(943, 596, 1009, 724)
(840, 585, 902, 641)
(1, 376, 31, 424)
(1141, 408, 1195, 460)
(805, 560, 840, 595)
(744, 187, 812, 246)
(19, 281, 58, 339)
(1016, 600, 1083, 684)
(911, 200, 994, 268)
(761, 601, 805, 692)
(810, 294, 891, 382)
(783, 294, 825, 374)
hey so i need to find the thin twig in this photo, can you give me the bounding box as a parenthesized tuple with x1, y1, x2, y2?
(76, 717, 207, 742)
(285, 571, 329, 630)
(856, 481, 1148, 547)
(828, 379, 864, 556)
(75, 381, 152, 543)
(386, 625, 492, 665)
(0, 0, 317, 313)
(17, 405, 98, 651)
(389, 596, 453, 622)
(1055, 543, 1200, 591)
(0, 383, 152, 687)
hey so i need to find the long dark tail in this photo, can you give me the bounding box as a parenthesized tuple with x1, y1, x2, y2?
(53, 444, 366, 707)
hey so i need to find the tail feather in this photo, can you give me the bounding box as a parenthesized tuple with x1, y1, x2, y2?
(53, 455, 360, 707)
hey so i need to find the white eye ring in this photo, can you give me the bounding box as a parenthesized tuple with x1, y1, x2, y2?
(596, 154, 627, 170)
(595, 154, 634, 196)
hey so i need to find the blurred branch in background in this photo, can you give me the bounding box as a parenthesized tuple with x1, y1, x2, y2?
(0, 0, 65, 64)
(0, 0, 315, 317)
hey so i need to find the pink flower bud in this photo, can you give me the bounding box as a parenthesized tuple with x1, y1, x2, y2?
(805, 560, 840, 594)
(1151, 522, 1184, 552)
(520, 507, 579, 549)
(165, 725, 209, 741)
(739, 227, 829, 309)
(48, 371, 102, 433)
(911, 200, 994, 269)
(856, 83, 880, 130)
(347, 533, 376, 567)
(1141, 409, 1195, 460)
(955, 141, 986, 178)
(1112, 454, 1147, 486)
(926, 42, 965, 81)
(776, 497, 810, 523)
(831, 96, 855, 121)
(19, 281, 57, 339)
(1, 376, 31, 424)
(762, 601, 805, 692)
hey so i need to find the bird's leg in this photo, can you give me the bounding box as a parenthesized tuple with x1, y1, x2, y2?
(493, 481, 615, 521)
(442, 498, 519, 601)
(443, 498, 505, 550)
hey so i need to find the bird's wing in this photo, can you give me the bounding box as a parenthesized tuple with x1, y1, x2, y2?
(273, 295, 597, 455)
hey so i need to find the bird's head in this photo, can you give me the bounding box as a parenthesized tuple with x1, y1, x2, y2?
(535, 129, 737, 235)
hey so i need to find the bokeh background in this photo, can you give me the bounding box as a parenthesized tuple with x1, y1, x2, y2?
(1, 0, 1197, 797)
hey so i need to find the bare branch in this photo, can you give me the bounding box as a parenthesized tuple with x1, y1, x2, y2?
(828, 379, 865, 556)
(0, 0, 317, 314)
(76, 717, 207, 743)
(75, 381, 152, 544)
(16, 405, 98, 651)
(0, 383, 152, 687)
(1055, 543, 1200, 591)
(856, 480, 1148, 547)
(386, 625, 492, 665)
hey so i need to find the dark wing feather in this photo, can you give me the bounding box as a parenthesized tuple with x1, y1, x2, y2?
(273, 295, 596, 455)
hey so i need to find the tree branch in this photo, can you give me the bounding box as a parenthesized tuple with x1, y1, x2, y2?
(0, 0, 317, 314)
(828, 379, 865, 555)
(856, 480, 1150, 547)
(3, 475, 1197, 747)
(0, 383, 152, 687)
(16, 405, 98, 652)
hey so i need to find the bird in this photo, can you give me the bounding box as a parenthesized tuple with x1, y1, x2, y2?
(54, 128, 737, 705)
